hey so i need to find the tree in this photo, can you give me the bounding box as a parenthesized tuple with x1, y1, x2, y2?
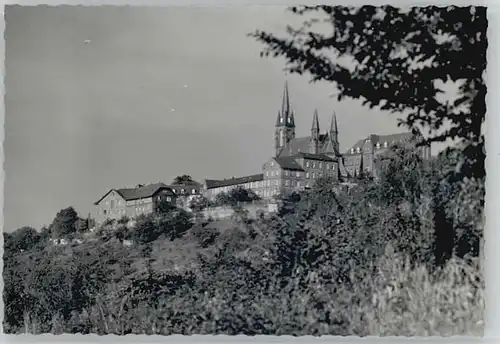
(4, 226, 40, 252)
(172, 175, 194, 184)
(188, 195, 211, 212)
(156, 198, 177, 214)
(75, 218, 89, 232)
(251, 5, 487, 179)
(214, 187, 261, 207)
(50, 207, 79, 238)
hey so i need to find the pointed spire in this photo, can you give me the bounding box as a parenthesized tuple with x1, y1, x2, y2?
(281, 81, 291, 117)
(330, 110, 338, 134)
(311, 109, 320, 131)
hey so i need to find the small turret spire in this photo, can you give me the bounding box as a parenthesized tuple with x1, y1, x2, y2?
(330, 110, 338, 134)
(276, 110, 282, 126)
(289, 110, 295, 127)
(311, 109, 320, 132)
(309, 109, 321, 154)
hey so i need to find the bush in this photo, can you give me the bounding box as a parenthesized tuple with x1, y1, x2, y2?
(353, 246, 484, 336)
(3, 146, 484, 335)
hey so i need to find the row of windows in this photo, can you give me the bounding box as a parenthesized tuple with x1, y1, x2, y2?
(266, 170, 302, 178)
(173, 188, 197, 195)
(210, 169, 338, 196)
(102, 203, 156, 216)
(350, 141, 390, 154)
(261, 188, 279, 197)
(305, 170, 335, 179)
(211, 181, 265, 194)
(305, 161, 332, 169)
(284, 179, 301, 187)
(127, 198, 153, 206)
(107, 199, 123, 208)
(271, 160, 334, 172)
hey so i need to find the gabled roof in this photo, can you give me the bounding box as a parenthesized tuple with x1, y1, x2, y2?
(273, 156, 305, 171)
(94, 183, 175, 205)
(205, 173, 264, 189)
(345, 132, 416, 154)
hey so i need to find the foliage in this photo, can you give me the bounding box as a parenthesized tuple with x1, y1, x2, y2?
(214, 186, 261, 207)
(188, 195, 212, 212)
(250, 5, 487, 180)
(50, 207, 80, 238)
(172, 175, 194, 184)
(4, 227, 41, 252)
(155, 198, 177, 214)
(3, 145, 483, 335)
(117, 216, 130, 225)
(130, 208, 193, 245)
(354, 245, 484, 336)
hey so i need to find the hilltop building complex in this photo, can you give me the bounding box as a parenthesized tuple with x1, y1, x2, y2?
(94, 82, 431, 223)
(203, 82, 431, 200)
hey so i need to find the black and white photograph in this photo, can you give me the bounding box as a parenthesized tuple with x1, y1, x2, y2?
(3, 4, 486, 336)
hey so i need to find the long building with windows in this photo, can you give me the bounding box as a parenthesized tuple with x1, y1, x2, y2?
(203, 82, 431, 200)
(93, 183, 177, 224)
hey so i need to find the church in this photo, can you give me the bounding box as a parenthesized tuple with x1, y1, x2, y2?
(203, 82, 432, 200)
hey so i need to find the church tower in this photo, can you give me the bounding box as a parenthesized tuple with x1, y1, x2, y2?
(329, 110, 340, 156)
(275, 82, 295, 156)
(309, 109, 320, 154)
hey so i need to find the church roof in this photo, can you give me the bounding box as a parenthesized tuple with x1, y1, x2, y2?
(273, 156, 305, 171)
(277, 134, 330, 157)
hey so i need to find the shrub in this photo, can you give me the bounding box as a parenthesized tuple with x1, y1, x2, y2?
(353, 246, 484, 336)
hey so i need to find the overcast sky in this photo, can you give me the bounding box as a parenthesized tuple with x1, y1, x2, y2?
(4, 5, 436, 231)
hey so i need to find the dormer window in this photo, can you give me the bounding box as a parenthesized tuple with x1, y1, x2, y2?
(384, 141, 388, 148)
(350, 148, 354, 154)
(356, 147, 361, 153)
(376, 142, 381, 149)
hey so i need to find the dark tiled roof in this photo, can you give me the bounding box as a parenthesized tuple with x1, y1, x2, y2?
(278, 136, 310, 157)
(170, 180, 202, 188)
(278, 134, 333, 158)
(205, 173, 264, 189)
(169, 180, 202, 191)
(345, 132, 416, 154)
(273, 156, 305, 171)
(293, 152, 336, 162)
(94, 183, 175, 205)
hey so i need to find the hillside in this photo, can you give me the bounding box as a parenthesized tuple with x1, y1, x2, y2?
(3, 145, 484, 335)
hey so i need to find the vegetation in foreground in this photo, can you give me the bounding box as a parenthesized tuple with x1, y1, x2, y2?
(3, 145, 484, 335)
